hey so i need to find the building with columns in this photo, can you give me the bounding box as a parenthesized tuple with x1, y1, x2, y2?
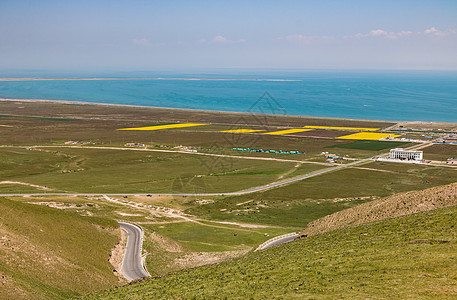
(389, 148, 423, 161)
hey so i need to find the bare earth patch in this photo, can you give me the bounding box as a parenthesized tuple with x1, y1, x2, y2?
(116, 211, 144, 217)
(109, 229, 127, 284)
(352, 166, 397, 173)
(27, 201, 97, 210)
(0, 181, 51, 190)
(211, 221, 272, 228)
(195, 199, 215, 205)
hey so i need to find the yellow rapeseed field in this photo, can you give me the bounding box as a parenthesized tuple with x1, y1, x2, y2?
(263, 128, 314, 135)
(303, 126, 380, 131)
(336, 132, 402, 140)
(118, 123, 208, 131)
(220, 129, 266, 133)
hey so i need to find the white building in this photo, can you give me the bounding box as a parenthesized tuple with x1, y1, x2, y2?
(389, 148, 423, 161)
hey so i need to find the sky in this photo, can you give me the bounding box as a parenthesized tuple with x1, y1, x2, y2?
(0, 0, 457, 72)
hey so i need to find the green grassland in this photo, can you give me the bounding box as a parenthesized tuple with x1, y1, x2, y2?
(0, 184, 45, 194)
(1, 100, 456, 298)
(6, 158, 453, 282)
(423, 144, 457, 161)
(0, 197, 119, 299)
(1, 146, 327, 193)
(82, 205, 457, 299)
(148, 222, 287, 252)
(1, 143, 455, 285)
(186, 161, 457, 228)
(141, 222, 291, 276)
(6, 194, 294, 278)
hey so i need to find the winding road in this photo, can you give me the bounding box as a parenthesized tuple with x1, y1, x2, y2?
(0, 143, 430, 260)
(118, 222, 150, 281)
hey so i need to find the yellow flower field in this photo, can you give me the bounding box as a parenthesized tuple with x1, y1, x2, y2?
(263, 128, 314, 135)
(336, 132, 402, 140)
(220, 129, 266, 133)
(117, 123, 208, 131)
(303, 125, 380, 131)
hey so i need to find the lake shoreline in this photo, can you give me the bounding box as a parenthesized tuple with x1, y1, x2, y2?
(0, 97, 401, 124)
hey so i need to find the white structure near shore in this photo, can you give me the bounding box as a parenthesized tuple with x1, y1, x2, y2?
(389, 148, 423, 161)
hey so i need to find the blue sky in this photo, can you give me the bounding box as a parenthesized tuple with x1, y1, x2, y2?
(1, 0, 456, 72)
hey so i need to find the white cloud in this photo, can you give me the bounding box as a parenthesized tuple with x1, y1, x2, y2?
(133, 38, 150, 46)
(283, 34, 334, 44)
(344, 27, 457, 40)
(285, 34, 313, 43)
(423, 27, 456, 37)
(397, 30, 413, 37)
(212, 35, 230, 44)
(198, 35, 245, 44)
(344, 29, 412, 40)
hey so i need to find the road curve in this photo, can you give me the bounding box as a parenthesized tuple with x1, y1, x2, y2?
(255, 232, 299, 251)
(118, 222, 150, 281)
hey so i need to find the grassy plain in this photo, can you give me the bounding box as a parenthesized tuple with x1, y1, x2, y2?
(186, 161, 457, 228)
(0, 146, 325, 194)
(82, 205, 457, 299)
(1, 99, 456, 298)
(423, 144, 457, 161)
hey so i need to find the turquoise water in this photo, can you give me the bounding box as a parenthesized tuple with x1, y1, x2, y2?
(0, 71, 456, 122)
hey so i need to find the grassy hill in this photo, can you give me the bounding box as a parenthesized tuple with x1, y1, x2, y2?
(302, 182, 457, 237)
(0, 197, 120, 299)
(81, 203, 457, 299)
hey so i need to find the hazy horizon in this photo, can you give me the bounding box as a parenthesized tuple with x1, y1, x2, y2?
(1, 0, 456, 72)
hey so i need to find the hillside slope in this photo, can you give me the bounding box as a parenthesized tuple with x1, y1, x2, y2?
(301, 182, 457, 237)
(0, 197, 120, 299)
(82, 204, 457, 299)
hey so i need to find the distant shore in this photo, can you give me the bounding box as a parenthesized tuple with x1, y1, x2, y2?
(0, 97, 396, 124)
(1, 98, 457, 128)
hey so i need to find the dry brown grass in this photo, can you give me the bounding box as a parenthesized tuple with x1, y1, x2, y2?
(301, 182, 457, 237)
(0, 99, 394, 128)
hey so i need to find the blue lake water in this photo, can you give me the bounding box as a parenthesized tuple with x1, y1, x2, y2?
(0, 71, 456, 122)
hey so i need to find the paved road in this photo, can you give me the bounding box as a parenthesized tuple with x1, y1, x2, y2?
(0, 143, 428, 198)
(0, 158, 373, 198)
(255, 233, 300, 251)
(118, 222, 150, 281)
